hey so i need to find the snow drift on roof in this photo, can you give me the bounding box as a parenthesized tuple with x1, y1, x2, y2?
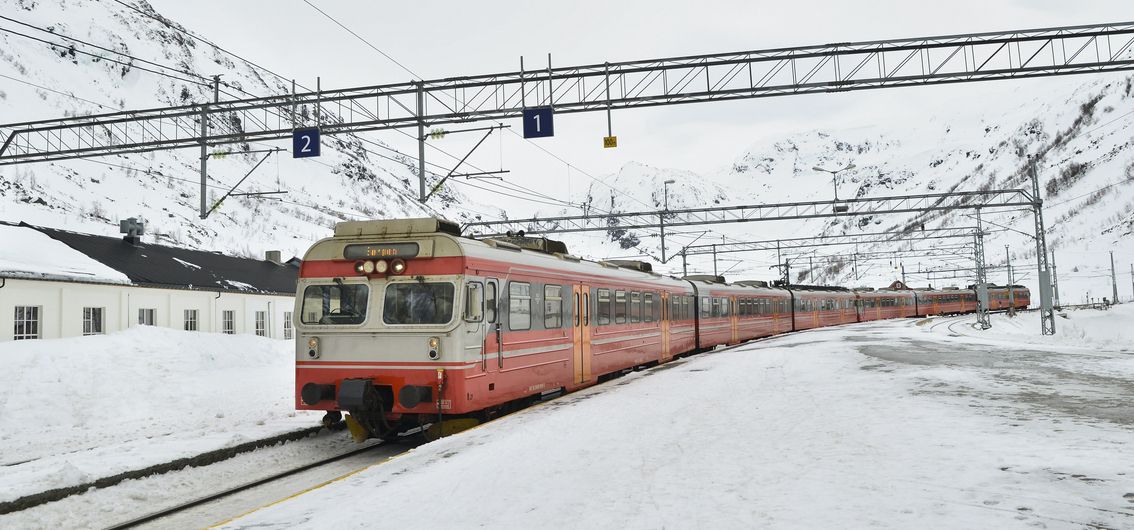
(0, 225, 131, 284)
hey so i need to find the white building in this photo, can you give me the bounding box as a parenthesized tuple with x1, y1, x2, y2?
(0, 222, 298, 342)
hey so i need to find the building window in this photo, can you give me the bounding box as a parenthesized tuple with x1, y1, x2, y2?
(508, 282, 531, 330)
(283, 312, 293, 340)
(255, 311, 267, 337)
(222, 310, 235, 334)
(138, 308, 155, 326)
(184, 309, 199, 331)
(83, 307, 104, 336)
(13, 306, 40, 340)
(543, 285, 563, 328)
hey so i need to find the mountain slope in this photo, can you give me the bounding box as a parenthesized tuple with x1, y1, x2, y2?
(0, 0, 486, 259)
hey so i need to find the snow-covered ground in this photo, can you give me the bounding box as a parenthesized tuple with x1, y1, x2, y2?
(0, 327, 321, 505)
(219, 311, 1134, 529)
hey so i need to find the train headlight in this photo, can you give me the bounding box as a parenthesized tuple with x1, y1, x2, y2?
(362, 260, 376, 274)
(391, 259, 406, 274)
(374, 259, 389, 274)
(427, 336, 440, 360)
(307, 337, 320, 359)
(353, 261, 367, 274)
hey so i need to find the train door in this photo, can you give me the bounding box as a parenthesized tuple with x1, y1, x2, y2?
(660, 291, 672, 362)
(484, 279, 501, 371)
(571, 285, 593, 384)
(730, 297, 739, 344)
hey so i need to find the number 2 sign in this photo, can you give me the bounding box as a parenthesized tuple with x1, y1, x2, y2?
(292, 127, 321, 158)
(522, 107, 554, 139)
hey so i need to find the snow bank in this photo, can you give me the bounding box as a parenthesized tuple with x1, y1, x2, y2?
(931, 304, 1134, 351)
(223, 320, 1134, 529)
(0, 326, 319, 503)
(0, 225, 130, 284)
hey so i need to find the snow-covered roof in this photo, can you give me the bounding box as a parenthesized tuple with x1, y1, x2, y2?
(0, 222, 298, 294)
(0, 225, 131, 285)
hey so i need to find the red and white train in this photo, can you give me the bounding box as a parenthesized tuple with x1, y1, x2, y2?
(294, 218, 1029, 439)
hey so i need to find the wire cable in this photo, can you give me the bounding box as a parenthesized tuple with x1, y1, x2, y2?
(0, 72, 119, 110)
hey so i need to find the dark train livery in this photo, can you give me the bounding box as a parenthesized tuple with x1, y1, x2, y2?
(294, 218, 1029, 439)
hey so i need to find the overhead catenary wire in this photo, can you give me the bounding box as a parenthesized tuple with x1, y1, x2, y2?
(296, 1, 659, 215)
(0, 72, 120, 110)
(0, 26, 209, 86)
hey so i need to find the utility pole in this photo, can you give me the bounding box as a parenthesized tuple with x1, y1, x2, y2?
(1006, 245, 1015, 317)
(661, 179, 675, 264)
(1110, 250, 1119, 305)
(712, 244, 718, 277)
(973, 208, 991, 330)
(1029, 159, 1055, 335)
(198, 75, 221, 219)
(681, 248, 688, 277)
(416, 81, 427, 202)
(900, 262, 906, 286)
(1051, 250, 1061, 309)
(809, 255, 814, 284)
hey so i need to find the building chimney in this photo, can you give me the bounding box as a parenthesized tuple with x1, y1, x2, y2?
(265, 250, 282, 265)
(119, 217, 145, 244)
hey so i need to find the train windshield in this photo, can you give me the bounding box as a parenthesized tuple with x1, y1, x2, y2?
(383, 282, 455, 325)
(301, 283, 370, 325)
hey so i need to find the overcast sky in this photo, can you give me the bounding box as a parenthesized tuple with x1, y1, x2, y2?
(149, 0, 1133, 211)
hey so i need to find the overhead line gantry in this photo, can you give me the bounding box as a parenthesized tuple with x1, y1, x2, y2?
(0, 20, 1106, 335)
(1, 20, 1133, 189)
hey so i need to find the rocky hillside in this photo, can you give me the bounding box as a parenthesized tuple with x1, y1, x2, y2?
(0, 0, 485, 260)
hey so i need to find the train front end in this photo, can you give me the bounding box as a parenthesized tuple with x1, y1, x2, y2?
(293, 218, 476, 440)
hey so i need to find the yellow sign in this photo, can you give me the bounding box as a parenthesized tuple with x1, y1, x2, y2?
(603, 136, 618, 148)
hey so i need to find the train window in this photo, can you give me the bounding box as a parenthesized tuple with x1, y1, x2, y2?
(544, 285, 563, 328)
(464, 281, 484, 322)
(486, 281, 498, 323)
(302, 283, 370, 325)
(383, 282, 455, 325)
(597, 289, 612, 325)
(630, 292, 642, 323)
(644, 293, 655, 323)
(721, 298, 730, 317)
(615, 291, 628, 324)
(508, 282, 532, 330)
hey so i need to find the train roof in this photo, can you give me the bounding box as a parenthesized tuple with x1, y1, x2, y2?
(317, 217, 692, 290)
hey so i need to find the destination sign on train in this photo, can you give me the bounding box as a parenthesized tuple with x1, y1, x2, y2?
(343, 242, 420, 259)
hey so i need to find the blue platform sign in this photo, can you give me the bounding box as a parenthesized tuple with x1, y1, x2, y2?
(292, 127, 321, 158)
(522, 107, 554, 138)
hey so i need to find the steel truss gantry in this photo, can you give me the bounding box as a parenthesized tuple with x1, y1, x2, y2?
(463, 190, 1034, 241)
(2, 21, 1133, 176)
(680, 226, 983, 257)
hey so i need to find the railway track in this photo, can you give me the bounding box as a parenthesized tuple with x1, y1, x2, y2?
(102, 341, 771, 529)
(104, 439, 411, 529)
(77, 327, 891, 528)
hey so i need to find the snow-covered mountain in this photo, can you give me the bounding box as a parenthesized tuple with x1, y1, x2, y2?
(2, 0, 1132, 304)
(555, 73, 1134, 303)
(0, 0, 488, 260)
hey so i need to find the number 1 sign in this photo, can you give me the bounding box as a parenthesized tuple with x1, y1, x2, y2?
(292, 127, 321, 158)
(522, 107, 554, 139)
